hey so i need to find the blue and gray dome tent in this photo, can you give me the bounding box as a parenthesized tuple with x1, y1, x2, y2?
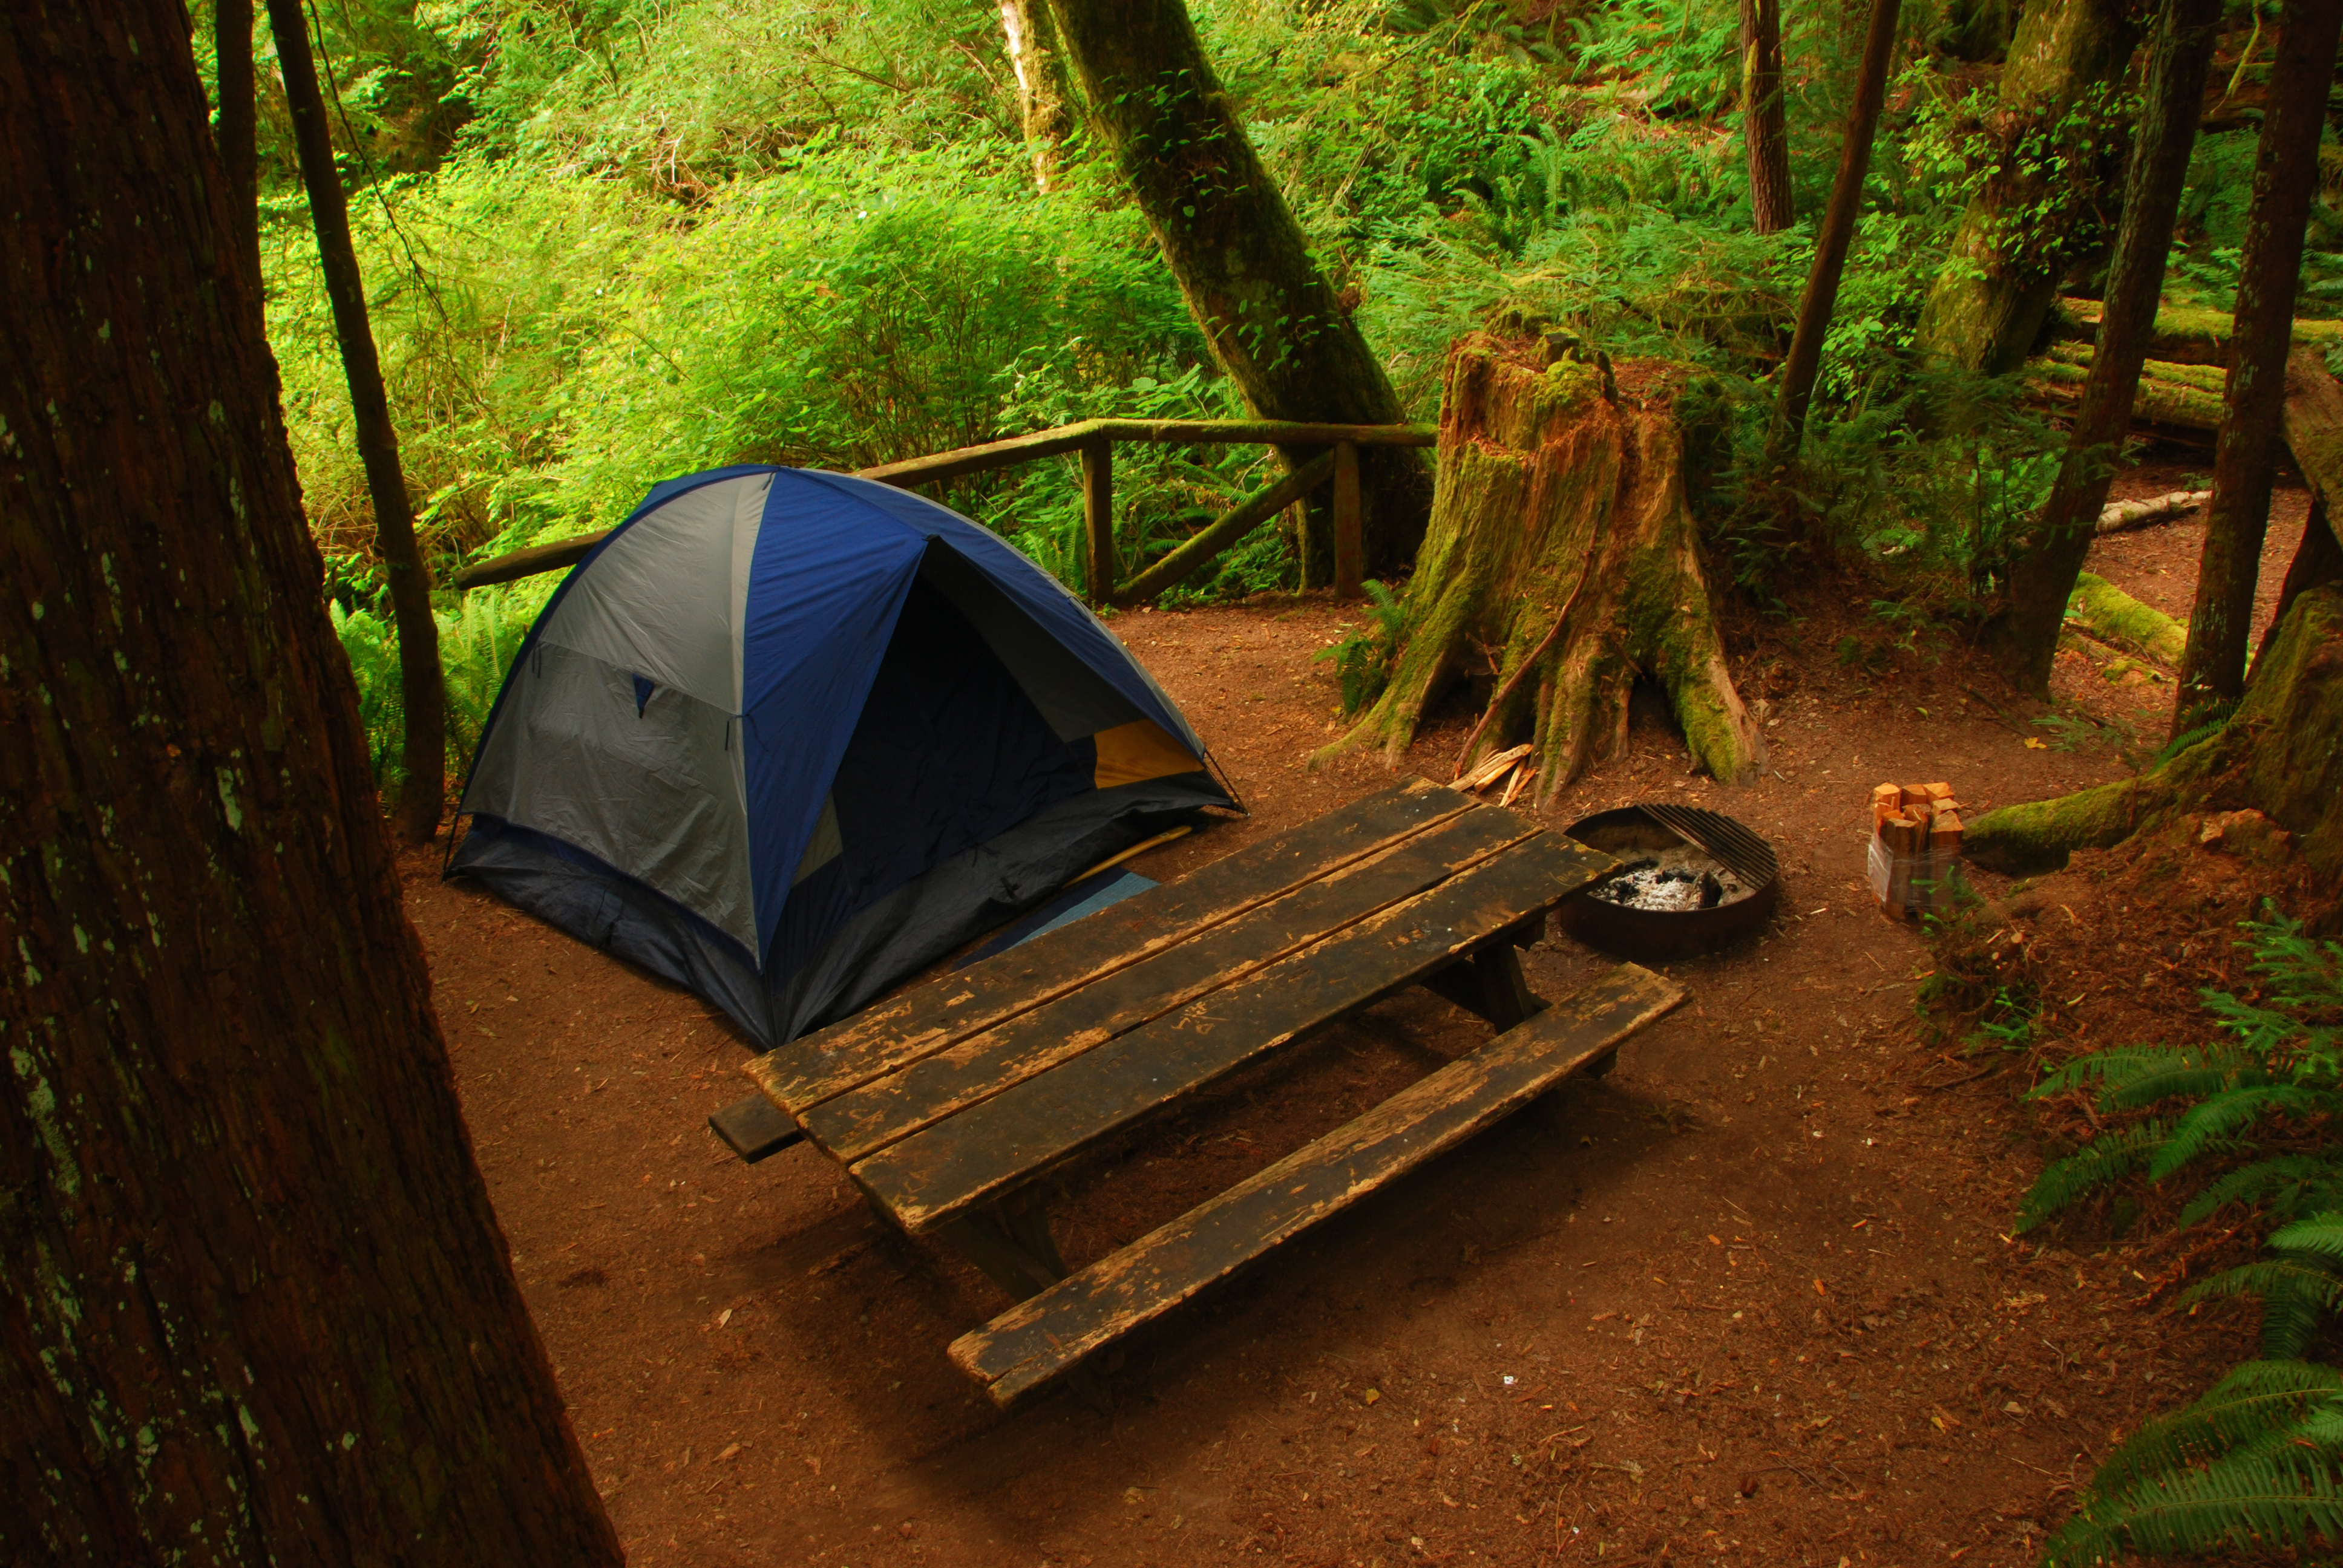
(449, 466, 1233, 1047)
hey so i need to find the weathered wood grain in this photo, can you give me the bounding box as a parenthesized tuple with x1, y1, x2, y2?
(746, 779, 1474, 1113)
(948, 962, 1686, 1405)
(707, 1093, 803, 1163)
(802, 806, 1544, 1163)
(850, 831, 1616, 1234)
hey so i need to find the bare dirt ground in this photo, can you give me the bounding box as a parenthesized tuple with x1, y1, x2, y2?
(402, 479, 2315, 1567)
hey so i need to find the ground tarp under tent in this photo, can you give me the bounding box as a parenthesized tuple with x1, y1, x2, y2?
(448, 465, 1231, 1046)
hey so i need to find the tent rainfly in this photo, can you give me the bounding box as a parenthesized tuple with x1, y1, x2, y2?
(448, 465, 1231, 1045)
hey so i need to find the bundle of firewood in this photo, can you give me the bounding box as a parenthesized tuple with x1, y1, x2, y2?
(1868, 782, 1963, 920)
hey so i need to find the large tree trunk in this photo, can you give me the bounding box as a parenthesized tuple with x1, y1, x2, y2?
(213, 0, 261, 304)
(1771, 0, 1901, 459)
(1912, 0, 2146, 375)
(2176, 0, 2343, 727)
(1323, 336, 1765, 795)
(1969, 585, 2343, 880)
(1740, 0, 1793, 235)
(0, 3, 621, 1559)
(1044, 0, 1432, 580)
(265, 0, 445, 844)
(1990, 0, 2223, 693)
(1000, 0, 1075, 193)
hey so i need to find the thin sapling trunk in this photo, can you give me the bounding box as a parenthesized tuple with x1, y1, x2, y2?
(1771, 0, 1901, 460)
(265, 0, 445, 841)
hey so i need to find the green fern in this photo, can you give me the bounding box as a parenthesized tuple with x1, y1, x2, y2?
(2016, 1121, 2172, 1233)
(2148, 1086, 2335, 1181)
(2046, 1443, 2343, 1566)
(2087, 1361, 2343, 1495)
(2179, 1155, 2343, 1227)
(2184, 1259, 2343, 1359)
(2272, 1212, 2343, 1263)
(2149, 697, 2240, 768)
(2027, 1044, 2258, 1109)
(1316, 579, 1408, 716)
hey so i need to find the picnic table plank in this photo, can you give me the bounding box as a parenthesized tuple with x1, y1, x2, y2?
(850, 830, 1614, 1233)
(747, 778, 1475, 1115)
(948, 961, 1686, 1405)
(801, 804, 1541, 1163)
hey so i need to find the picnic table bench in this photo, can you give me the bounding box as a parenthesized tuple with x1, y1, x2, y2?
(733, 777, 1685, 1405)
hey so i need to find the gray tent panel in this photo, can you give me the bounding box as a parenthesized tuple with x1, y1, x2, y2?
(462, 641, 759, 950)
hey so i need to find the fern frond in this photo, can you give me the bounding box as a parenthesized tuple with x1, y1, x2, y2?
(2030, 1046, 2211, 1102)
(2147, 1085, 2334, 1180)
(2183, 1260, 2343, 1358)
(2089, 1360, 2343, 1494)
(2272, 1212, 2343, 1263)
(2047, 1445, 2343, 1564)
(2016, 1122, 2171, 1233)
(2179, 1156, 2343, 1227)
(2100, 1059, 2273, 1113)
(2149, 699, 2238, 768)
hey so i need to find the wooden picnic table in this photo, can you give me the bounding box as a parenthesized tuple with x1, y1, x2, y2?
(739, 777, 1685, 1405)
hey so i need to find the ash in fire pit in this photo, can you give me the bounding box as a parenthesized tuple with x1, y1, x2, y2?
(1558, 804, 1782, 959)
(1588, 845, 1754, 911)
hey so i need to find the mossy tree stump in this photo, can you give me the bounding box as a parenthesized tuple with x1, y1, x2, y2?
(1322, 334, 1765, 798)
(1968, 584, 2343, 879)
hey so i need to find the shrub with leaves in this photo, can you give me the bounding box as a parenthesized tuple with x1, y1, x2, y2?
(2017, 910, 2343, 1564)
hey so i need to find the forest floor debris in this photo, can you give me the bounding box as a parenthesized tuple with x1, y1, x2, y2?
(403, 471, 2312, 1566)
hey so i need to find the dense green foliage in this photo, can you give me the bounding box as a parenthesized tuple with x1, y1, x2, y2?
(208, 0, 2316, 790)
(2017, 912, 2343, 1563)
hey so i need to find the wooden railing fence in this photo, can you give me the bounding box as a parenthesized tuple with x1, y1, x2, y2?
(447, 418, 1436, 605)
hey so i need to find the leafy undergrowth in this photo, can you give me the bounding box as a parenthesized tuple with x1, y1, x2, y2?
(1924, 817, 2343, 1562)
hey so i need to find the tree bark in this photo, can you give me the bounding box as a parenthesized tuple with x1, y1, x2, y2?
(1990, 0, 2223, 694)
(264, 0, 445, 844)
(1044, 0, 1432, 578)
(1912, 0, 2147, 375)
(1323, 337, 1765, 794)
(1000, 0, 1076, 193)
(1771, 0, 1901, 459)
(2175, 0, 2343, 727)
(2255, 491, 2343, 675)
(1740, 0, 1793, 235)
(0, 3, 622, 1560)
(212, 0, 261, 307)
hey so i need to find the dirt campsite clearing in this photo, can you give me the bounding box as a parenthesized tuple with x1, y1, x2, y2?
(402, 476, 2312, 1567)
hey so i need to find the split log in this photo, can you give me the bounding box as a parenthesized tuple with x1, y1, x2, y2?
(1319, 336, 1765, 795)
(2097, 489, 2209, 533)
(1969, 584, 2343, 879)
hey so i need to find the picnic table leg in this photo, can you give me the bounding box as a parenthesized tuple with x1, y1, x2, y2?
(1420, 939, 1541, 1031)
(939, 1189, 1068, 1301)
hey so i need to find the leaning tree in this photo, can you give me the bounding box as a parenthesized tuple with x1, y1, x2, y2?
(1320, 336, 1766, 798)
(0, 2, 620, 1558)
(1046, 0, 1434, 580)
(1912, 0, 2146, 375)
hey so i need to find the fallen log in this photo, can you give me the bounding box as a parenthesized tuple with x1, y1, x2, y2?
(2067, 571, 2186, 665)
(2097, 488, 2209, 533)
(2050, 295, 2343, 367)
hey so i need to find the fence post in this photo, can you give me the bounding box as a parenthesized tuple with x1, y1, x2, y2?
(1083, 439, 1114, 606)
(1332, 440, 1363, 597)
